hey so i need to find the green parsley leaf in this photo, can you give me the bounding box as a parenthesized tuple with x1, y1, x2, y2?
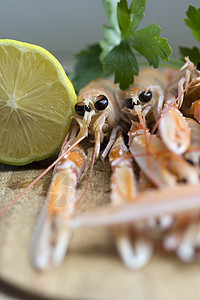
(100, 0, 121, 60)
(102, 0, 172, 88)
(103, 41, 139, 89)
(117, 0, 131, 39)
(184, 5, 200, 42)
(179, 46, 200, 65)
(71, 44, 107, 93)
(178, 5, 200, 66)
(100, 24, 121, 61)
(130, 0, 146, 31)
(130, 23, 172, 68)
(73, 0, 172, 91)
(102, 0, 120, 30)
(117, 0, 146, 39)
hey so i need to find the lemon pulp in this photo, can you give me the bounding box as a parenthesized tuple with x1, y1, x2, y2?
(0, 39, 76, 165)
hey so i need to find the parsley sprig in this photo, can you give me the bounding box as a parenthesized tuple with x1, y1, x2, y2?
(71, 0, 172, 91)
(179, 5, 200, 65)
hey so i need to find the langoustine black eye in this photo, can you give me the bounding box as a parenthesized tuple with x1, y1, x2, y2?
(196, 62, 200, 71)
(139, 90, 152, 102)
(94, 95, 108, 110)
(85, 105, 91, 112)
(75, 103, 91, 116)
(75, 104, 85, 116)
(124, 98, 135, 109)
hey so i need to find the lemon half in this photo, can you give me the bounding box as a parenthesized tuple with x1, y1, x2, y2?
(0, 39, 76, 165)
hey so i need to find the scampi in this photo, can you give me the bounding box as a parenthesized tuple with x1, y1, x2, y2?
(30, 78, 127, 270)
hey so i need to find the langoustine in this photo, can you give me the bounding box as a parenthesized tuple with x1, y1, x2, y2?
(123, 64, 200, 265)
(30, 78, 127, 270)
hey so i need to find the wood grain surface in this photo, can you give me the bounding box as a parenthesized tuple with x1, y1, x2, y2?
(0, 158, 200, 300)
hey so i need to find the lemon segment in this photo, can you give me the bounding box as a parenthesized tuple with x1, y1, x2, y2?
(0, 39, 77, 165)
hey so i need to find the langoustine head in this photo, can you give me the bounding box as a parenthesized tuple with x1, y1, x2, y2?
(74, 78, 124, 146)
(122, 68, 167, 124)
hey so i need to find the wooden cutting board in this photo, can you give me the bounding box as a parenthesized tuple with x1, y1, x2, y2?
(0, 157, 200, 300)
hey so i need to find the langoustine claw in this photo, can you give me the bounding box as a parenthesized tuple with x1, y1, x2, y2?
(184, 117, 200, 172)
(158, 92, 191, 155)
(31, 126, 86, 269)
(109, 132, 153, 269)
(128, 121, 198, 188)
